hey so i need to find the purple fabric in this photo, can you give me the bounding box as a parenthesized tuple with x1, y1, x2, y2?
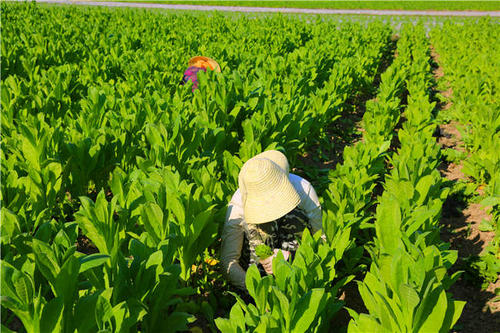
(181, 66, 207, 91)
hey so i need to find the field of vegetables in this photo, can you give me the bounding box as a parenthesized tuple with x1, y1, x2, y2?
(1, 2, 499, 332)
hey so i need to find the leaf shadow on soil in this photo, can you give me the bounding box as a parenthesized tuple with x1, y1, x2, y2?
(439, 178, 500, 332)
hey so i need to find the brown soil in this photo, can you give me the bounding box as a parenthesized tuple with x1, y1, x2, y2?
(432, 46, 500, 332)
(296, 148, 339, 171)
(438, 121, 464, 151)
(76, 234, 99, 254)
(437, 121, 467, 183)
(449, 278, 500, 333)
(336, 282, 368, 328)
(441, 203, 494, 260)
(431, 46, 453, 110)
(439, 169, 500, 326)
(5, 312, 23, 332)
(441, 162, 465, 182)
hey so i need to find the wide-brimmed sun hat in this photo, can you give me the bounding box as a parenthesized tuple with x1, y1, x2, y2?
(188, 56, 221, 72)
(238, 150, 290, 211)
(239, 158, 300, 225)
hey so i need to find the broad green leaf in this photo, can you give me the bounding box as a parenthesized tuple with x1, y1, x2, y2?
(375, 195, 402, 254)
(55, 256, 80, 306)
(215, 318, 234, 333)
(32, 239, 60, 286)
(95, 294, 114, 328)
(415, 175, 434, 205)
(141, 202, 164, 244)
(229, 303, 246, 331)
(13, 271, 32, 307)
(358, 273, 382, 316)
(168, 195, 185, 226)
(271, 287, 290, 329)
(399, 283, 420, 313)
(290, 288, 325, 333)
(76, 197, 107, 253)
(40, 297, 64, 333)
(74, 294, 99, 333)
(439, 298, 466, 333)
(255, 276, 272, 314)
(416, 285, 447, 333)
(79, 254, 111, 273)
(245, 265, 260, 302)
(348, 314, 384, 333)
(145, 250, 163, 269)
(0, 208, 21, 243)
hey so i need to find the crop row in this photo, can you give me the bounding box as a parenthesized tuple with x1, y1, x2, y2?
(349, 25, 464, 332)
(430, 19, 500, 287)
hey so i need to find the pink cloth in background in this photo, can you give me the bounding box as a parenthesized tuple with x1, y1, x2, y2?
(181, 66, 207, 91)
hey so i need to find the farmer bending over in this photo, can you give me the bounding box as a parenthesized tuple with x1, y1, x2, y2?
(181, 56, 220, 91)
(221, 150, 322, 290)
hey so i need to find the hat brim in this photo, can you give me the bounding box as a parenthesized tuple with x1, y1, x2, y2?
(188, 56, 221, 72)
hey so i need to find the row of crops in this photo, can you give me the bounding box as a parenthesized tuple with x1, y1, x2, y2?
(349, 28, 465, 332)
(431, 21, 500, 290)
(1, 2, 498, 332)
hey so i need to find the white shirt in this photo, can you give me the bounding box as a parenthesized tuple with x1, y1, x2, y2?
(220, 174, 322, 290)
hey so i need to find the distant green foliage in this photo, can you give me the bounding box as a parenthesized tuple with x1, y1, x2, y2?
(110, 0, 500, 11)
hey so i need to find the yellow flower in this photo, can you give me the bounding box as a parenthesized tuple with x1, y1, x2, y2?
(205, 258, 219, 266)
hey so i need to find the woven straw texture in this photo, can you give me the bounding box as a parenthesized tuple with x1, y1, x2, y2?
(253, 150, 289, 174)
(239, 158, 300, 224)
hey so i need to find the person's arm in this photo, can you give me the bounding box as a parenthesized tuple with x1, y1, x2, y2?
(293, 176, 322, 234)
(220, 193, 247, 290)
(305, 184, 322, 234)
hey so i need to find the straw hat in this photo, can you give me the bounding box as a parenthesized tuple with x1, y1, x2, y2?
(238, 150, 290, 207)
(239, 158, 300, 225)
(188, 56, 221, 72)
(253, 150, 289, 174)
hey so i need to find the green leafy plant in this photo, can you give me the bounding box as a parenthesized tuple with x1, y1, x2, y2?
(255, 244, 273, 260)
(3, 3, 485, 332)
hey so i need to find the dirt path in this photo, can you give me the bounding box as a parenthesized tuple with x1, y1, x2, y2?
(431, 47, 500, 333)
(22, 0, 500, 17)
